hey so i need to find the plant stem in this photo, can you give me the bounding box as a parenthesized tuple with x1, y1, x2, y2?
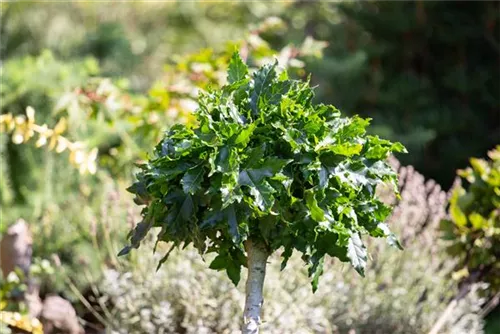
(242, 239, 269, 334)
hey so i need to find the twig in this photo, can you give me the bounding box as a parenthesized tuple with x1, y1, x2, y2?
(428, 298, 458, 334)
(479, 292, 500, 318)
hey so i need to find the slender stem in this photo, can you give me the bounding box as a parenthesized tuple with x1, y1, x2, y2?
(428, 299, 457, 334)
(242, 239, 269, 334)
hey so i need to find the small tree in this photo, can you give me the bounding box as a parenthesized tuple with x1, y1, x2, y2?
(120, 53, 406, 333)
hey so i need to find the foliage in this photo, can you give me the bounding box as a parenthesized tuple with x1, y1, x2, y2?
(0, 2, 290, 88)
(0, 270, 27, 312)
(96, 158, 485, 334)
(441, 146, 500, 291)
(0, 106, 98, 175)
(1, 260, 53, 305)
(98, 210, 484, 334)
(0, 311, 43, 334)
(277, 1, 500, 187)
(122, 52, 406, 291)
(0, 50, 99, 111)
(0, 50, 99, 205)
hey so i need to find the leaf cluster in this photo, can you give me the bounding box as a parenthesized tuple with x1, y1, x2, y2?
(441, 145, 500, 291)
(122, 53, 406, 290)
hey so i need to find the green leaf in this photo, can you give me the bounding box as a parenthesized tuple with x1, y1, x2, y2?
(238, 174, 275, 211)
(309, 256, 324, 293)
(120, 215, 154, 255)
(180, 195, 195, 221)
(230, 122, 256, 146)
(469, 213, 486, 229)
(209, 254, 228, 270)
(227, 51, 248, 84)
(245, 144, 267, 168)
(268, 79, 292, 105)
(215, 146, 235, 173)
(226, 262, 241, 286)
(305, 190, 325, 222)
(250, 60, 277, 113)
(238, 158, 291, 211)
(181, 165, 205, 194)
(319, 166, 329, 189)
(165, 195, 195, 235)
(117, 246, 131, 257)
(200, 209, 224, 230)
(347, 233, 367, 276)
(226, 100, 245, 124)
(156, 244, 176, 271)
(241, 157, 292, 182)
(310, 257, 324, 293)
(332, 142, 363, 156)
(450, 188, 468, 227)
(225, 205, 240, 243)
(280, 245, 293, 271)
(259, 214, 278, 242)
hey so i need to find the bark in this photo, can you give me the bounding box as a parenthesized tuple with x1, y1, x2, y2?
(242, 239, 269, 334)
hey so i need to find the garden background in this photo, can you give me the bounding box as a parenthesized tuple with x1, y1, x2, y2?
(1, 1, 499, 333)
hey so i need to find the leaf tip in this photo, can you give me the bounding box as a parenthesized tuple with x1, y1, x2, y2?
(117, 246, 131, 257)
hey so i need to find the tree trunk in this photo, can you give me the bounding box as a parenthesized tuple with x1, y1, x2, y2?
(242, 239, 269, 334)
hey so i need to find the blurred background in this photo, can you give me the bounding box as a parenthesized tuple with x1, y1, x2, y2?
(0, 1, 499, 334)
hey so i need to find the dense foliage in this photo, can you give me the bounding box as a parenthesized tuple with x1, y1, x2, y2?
(280, 1, 500, 187)
(99, 158, 487, 334)
(122, 53, 406, 290)
(441, 146, 500, 291)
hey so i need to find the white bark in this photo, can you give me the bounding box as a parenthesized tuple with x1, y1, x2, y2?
(242, 239, 269, 334)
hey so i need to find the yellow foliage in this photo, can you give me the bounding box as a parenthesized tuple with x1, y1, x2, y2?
(0, 107, 98, 175)
(0, 311, 43, 334)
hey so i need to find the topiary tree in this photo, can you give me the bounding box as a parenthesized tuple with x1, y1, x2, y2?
(119, 52, 406, 333)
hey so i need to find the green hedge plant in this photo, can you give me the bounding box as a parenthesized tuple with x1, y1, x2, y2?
(120, 52, 406, 333)
(441, 145, 500, 291)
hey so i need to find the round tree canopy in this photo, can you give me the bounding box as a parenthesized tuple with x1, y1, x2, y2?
(120, 52, 406, 291)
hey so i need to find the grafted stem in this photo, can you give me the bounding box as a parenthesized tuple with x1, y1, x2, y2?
(242, 239, 269, 334)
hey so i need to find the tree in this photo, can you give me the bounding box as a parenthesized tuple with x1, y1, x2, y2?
(120, 52, 406, 333)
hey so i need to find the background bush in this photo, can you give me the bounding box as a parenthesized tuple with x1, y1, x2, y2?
(441, 146, 500, 292)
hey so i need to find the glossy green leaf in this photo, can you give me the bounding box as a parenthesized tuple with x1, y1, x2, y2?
(250, 60, 277, 113)
(209, 254, 228, 270)
(305, 190, 325, 223)
(227, 51, 248, 84)
(181, 165, 205, 194)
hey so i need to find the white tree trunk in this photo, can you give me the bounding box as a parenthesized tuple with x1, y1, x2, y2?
(242, 239, 269, 334)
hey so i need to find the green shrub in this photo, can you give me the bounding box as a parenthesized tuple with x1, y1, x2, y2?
(93, 159, 485, 334)
(121, 50, 409, 332)
(441, 145, 500, 291)
(98, 170, 485, 334)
